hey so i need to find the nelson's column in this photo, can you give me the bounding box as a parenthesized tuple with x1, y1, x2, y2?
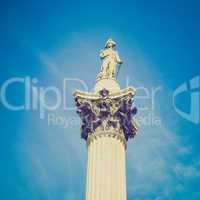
(74, 38, 139, 200)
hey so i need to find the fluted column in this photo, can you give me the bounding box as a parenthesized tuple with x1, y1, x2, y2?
(86, 132, 126, 200)
(74, 86, 138, 200)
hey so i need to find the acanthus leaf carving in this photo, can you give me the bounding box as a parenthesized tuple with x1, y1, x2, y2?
(75, 89, 138, 141)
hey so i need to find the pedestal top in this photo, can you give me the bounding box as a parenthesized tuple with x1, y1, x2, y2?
(94, 78, 120, 94)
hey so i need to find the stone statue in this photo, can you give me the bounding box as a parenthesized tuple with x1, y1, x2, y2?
(97, 38, 122, 80)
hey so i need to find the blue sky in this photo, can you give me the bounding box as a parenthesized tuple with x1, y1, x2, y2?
(0, 0, 200, 199)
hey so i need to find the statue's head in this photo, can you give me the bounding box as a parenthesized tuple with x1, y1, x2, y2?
(105, 38, 116, 48)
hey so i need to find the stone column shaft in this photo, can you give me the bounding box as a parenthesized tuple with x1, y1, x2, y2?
(86, 134, 126, 200)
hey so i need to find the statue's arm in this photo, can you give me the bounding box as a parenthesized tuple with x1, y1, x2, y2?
(100, 49, 110, 58)
(115, 51, 123, 64)
(99, 50, 106, 58)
